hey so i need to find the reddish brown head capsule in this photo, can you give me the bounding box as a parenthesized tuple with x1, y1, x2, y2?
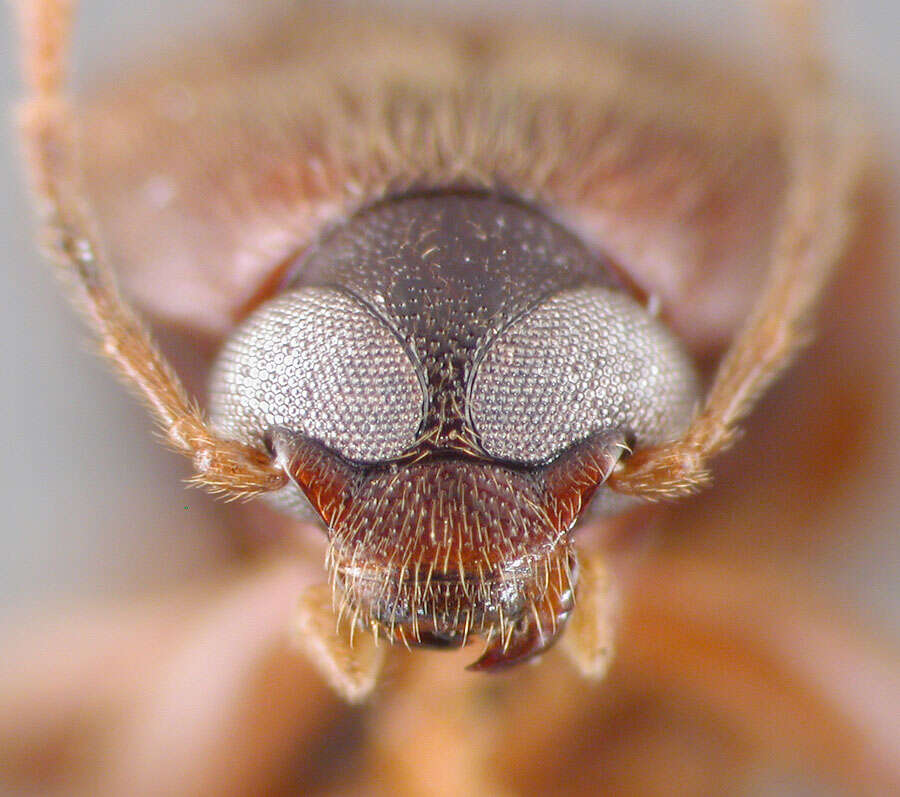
(210, 191, 698, 668)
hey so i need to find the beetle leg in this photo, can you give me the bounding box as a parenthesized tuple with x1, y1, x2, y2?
(561, 549, 620, 679)
(291, 583, 385, 704)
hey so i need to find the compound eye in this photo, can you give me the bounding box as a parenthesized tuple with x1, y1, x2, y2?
(469, 288, 699, 464)
(210, 286, 424, 463)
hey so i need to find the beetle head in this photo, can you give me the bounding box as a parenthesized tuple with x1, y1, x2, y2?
(210, 191, 698, 668)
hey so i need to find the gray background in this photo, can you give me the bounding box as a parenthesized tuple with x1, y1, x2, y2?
(0, 0, 897, 628)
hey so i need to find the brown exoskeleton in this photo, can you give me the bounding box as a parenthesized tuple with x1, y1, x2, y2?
(15, 0, 864, 704)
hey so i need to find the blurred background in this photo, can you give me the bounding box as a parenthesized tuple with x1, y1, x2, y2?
(0, 1, 897, 795)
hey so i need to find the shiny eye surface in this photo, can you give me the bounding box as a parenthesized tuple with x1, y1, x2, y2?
(469, 287, 699, 464)
(210, 286, 424, 463)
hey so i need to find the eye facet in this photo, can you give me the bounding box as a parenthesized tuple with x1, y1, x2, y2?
(468, 287, 699, 464)
(210, 286, 424, 463)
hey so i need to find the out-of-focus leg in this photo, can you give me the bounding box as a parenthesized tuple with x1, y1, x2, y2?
(292, 583, 386, 704)
(561, 549, 619, 679)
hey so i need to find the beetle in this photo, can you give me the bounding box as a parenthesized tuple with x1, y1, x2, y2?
(15, 0, 864, 707)
(9, 3, 900, 795)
